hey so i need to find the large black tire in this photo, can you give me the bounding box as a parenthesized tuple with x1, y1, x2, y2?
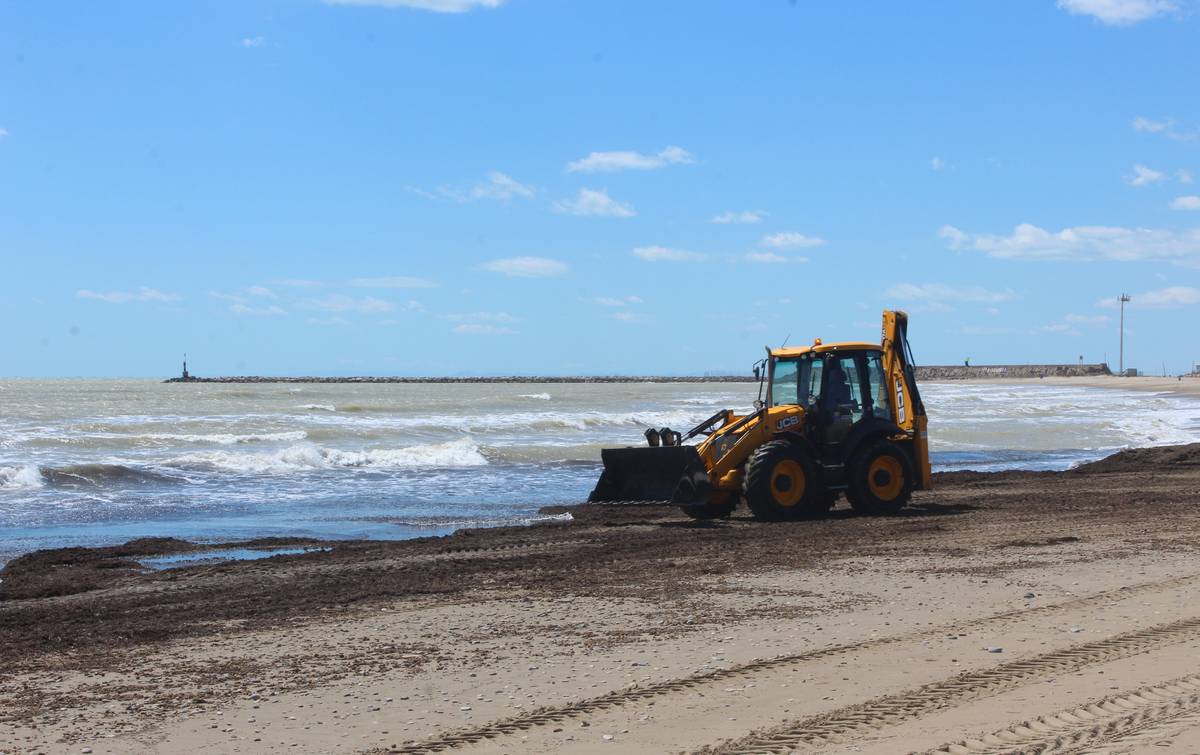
(743, 441, 822, 521)
(681, 493, 738, 520)
(846, 440, 915, 515)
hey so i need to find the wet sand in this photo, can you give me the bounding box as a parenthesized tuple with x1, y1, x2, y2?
(3, 443, 1200, 754)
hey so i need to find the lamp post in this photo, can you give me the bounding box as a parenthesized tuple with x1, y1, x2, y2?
(1118, 294, 1131, 376)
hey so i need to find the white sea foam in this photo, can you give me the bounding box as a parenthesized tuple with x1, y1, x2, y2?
(518, 393, 552, 401)
(297, 404, 337, 412)
(300, 408, 706, 434)
(143, 431, 308, 445)
(0, 465, 43, 489)
(923, 383, 1200, 454)
(165, 438, 488, 475)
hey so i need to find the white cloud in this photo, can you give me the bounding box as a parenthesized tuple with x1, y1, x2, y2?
(761, 232, 826, 249)
(1127, 164, 1166, 187)
(552, 188, 635, 217)
(941, 222, 1200, 266)
(566, 145, 694, 173)
(481, 256, 567, 277)
(350, 276, 438, 288)
(884, 282, 1016, 304)
(1034, 312, 1111, 335)
(710, 210, 766, 224)
(931, 157, 945, 171)
(0, 128, 8, 139)
(1171, 196, 1200, 211)
(231, 303, 287, 316)
(1134, 116, 1170, 133)
(240, 36, 265, 47)
(1179, 169, 1194, 184)
(274, 279, 324, 288)
(948, 325, 1019, 336)
(412, 172, 534, 203)
(1057, 0, 1177, 25)
(245, 285, 277, 298)
(442, 311, 518, 323)
(210, 286, 278, 305)
(1064, 313, 1111, 324)
(304, 294, 394, 313)
(1033, 322, 1079, 335)
(307, 316, 351, 326)
(324, 0, 504, 12)
(610, 311, 643, 323)
(1133, 116, 1199, 143)
(938, 225, 968, 248)
(632, 245, 705, 262)
(745, 252, 807, 264)
(1098, 286, 1200, 309)
(591, 296, 642, 307)
(453, 323, 514, 335)
(470, 171, 534, 201)
(77, 287, 180, 304)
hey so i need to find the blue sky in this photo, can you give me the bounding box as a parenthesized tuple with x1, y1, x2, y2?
(2, 0, 1199, 377)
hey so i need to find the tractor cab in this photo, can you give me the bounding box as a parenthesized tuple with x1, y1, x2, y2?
(766, 342, 893, 448)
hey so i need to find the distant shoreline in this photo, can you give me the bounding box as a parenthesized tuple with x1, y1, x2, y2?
(163, 375, 758, 384)
(162, 363, 1114, 384)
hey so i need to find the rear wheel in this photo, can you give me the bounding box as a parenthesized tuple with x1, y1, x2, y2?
(846, 440, 914, 515)
(743, 441, 823, 521)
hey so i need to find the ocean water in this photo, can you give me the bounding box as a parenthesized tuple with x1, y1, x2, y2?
(2, 379, 1199, 565)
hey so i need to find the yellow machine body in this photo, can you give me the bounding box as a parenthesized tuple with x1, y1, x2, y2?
(589, 310, 931, 519)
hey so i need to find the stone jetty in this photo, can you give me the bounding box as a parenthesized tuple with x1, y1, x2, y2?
(163, 363, 1111, 384)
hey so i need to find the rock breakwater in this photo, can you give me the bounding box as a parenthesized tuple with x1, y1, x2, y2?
(163, 364, 1112, 384)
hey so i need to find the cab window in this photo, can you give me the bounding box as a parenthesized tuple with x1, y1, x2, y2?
(824, 355, 864, 425)
(771, 358, 798, 405)
(866, 353, 892, 419)
(770, 356, 823, 407)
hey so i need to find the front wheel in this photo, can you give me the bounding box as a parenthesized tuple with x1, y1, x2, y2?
(846, 441, 915, 515)
(743, 441, 822, 521)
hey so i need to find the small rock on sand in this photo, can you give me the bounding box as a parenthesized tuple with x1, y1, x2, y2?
(985, 646, 1003, 653)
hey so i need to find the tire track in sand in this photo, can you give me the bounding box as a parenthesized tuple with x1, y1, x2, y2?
(382, 571, 1200, 754)
(923, 675, 1200, 754)
(713, 616, 1200, 754)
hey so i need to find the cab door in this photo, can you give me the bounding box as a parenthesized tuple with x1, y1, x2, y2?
(820, 353, 867, 444)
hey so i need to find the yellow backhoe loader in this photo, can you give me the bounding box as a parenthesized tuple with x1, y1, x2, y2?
(589, 310, 931, 520)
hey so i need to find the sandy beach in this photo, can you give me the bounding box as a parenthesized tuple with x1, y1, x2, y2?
(969, 375, 1200, 399)
(3, 431, 1200, 754)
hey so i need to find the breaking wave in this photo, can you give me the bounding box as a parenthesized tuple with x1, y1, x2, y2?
(165, 438, 489, 475)
(25, 430, 309, 447)
(140, 431, 307, 445)
(0, 465, 44, 489)
(302, 409, 707, 434)
(518, 393, 552, 401)
(40, 463, 181, 487)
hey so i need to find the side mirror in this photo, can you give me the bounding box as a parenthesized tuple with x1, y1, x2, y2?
(753, 365, 761, 382)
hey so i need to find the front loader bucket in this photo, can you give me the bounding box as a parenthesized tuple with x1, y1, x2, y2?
(588, 446, 705, 503)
